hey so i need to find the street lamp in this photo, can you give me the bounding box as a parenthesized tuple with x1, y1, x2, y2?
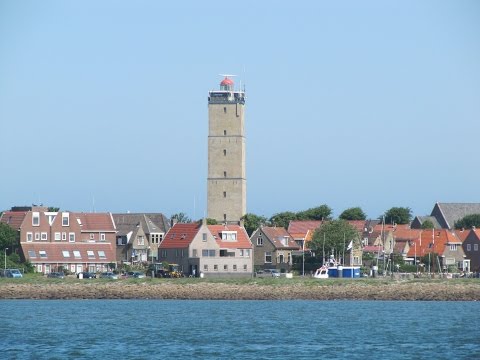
(4, 247, 8, 271)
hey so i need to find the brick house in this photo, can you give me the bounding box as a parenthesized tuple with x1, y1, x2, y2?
(158, 220, 253, 277)
(112, 213, 170, 265)
(460, 229, 480, 272)
(250, 226, 300, 272)
(17, 207, 116, 274)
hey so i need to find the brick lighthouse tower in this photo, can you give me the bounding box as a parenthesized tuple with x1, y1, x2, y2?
(207, 76, 246, 224)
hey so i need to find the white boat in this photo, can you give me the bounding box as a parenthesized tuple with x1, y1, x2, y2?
(313, 265, 329, 279)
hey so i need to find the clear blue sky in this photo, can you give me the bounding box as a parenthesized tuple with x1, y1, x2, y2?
(1, 0, 479, 220)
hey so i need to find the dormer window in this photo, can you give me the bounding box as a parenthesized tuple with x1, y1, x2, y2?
(221, 231, 237, 241)
(62, 213, 69, 226)
(32, 212, 40, 226)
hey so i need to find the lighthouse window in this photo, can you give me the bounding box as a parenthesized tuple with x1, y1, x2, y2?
(223, 149, 227, 156)
(223, 191, 226, 198)
(224, 130, 227, 135)
(224, 171, 227, 178)
(224, 107, 227, 113)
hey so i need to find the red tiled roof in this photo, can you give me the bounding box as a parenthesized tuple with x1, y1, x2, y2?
(346, 220, 367, 232)
(76, 213, 116, 232)
(208, 225, 252, 249)
(454, 229, 470, 242)
(21, 242, 115, 263)
(262, 226, 300, 250)
(393, 228, 422, 241)
(406, 230, 460, 258)
(287, 221, 322, 237)
(0, 211, 28, 230)
(160, 223, 201, 249)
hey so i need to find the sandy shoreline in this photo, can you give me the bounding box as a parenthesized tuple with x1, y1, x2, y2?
(1, 280, 480, 301)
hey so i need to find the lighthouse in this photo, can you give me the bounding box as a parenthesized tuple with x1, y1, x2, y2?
(207, 76, 246, 224)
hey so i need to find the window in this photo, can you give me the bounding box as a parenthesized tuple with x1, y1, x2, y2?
(62, 251, 70, 258)
(87, 251, 95, 259)
(90, 233, 95, 240)
(450, 244, 458, 251)
(224, 130, 227, 136)
(257, 237, 263, 246)
(32, 212, 40, 226)
(209, 250, 215, 257)
(224, 214, 227, 221)
(223, 149, 227, 156)
(204, 264, 208, 271)
(224, 264, 228, 271)
(39, 250, 47, 258)
(221, 231, 237, 241)
(214, 265, 218, 271)
(138, 236, 145, 245)
(41, 232, 47, 241)
(467, 244, 471, 251)
(98, 251, 106, 259)
(62, 213, 69, 226)
(69, 233, 75, 242)
(233, 264, 237, 271)
(161, 250, 167, 257)
(224, 171, 227, 178)
(35, 233, 40, 241)
(265, 252, 272, 263)
(475, 244, 479, 251)
(192, 249, 198, 257)
(26, 232, 33, 242)
(243, 264, 247, 271)
(239, 249, 244, 257)
(223, 191, 227, 198)
(245, 249, 251, 258)
(202, 233, 207, 241)
(55, 232, 61, 241)
(224, 107, 227, 113)
(202, 249, 209, 257)
(100, 233, 105, 241)
(28, 250, 36, 258)
(62, 232, 67, 241)
(73, 251, 81, 259)
(279, 254, 285, 263)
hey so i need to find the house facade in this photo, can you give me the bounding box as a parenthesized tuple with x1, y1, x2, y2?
(461, 229, 480, 272)
(250, 226, 299, 272)
(17, 207, 117, 274)
(112, 213, 170, 265)
(158, 221, 253, 277)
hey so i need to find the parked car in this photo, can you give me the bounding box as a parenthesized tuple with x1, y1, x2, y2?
(99, 272, 118, 280)
(3, 269, 23, 278)
(126, 271, 145, 279)
(256, 269, 281, 278)
(77, 271, 96, 279)
(47, 272, 65, 279)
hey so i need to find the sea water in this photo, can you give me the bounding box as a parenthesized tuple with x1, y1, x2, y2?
(1, 300, 479, 359)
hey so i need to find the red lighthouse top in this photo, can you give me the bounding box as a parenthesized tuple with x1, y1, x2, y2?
(220, 77, 234, 86)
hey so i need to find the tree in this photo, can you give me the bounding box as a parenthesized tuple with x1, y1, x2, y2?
(269, 211, 297, 229)
(48, 207, 60, 212)
(170, 212, 192, 224)
(0, 223, 17, 249)
(205, 218, 218, 225)
(310, 220, 359, 261)
(296, 205, 333, 221)
(383, 207, 412, 225)
(454, 214, 480, 229)
(241, 213, 268, 236)
(339, 207, 366, 221)
(421, 220, 435, 229)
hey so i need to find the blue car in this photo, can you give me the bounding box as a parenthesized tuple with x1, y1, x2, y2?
(5, 269, 23, 278)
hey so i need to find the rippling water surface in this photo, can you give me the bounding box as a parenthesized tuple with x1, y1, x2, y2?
(1, 300, 479, 359)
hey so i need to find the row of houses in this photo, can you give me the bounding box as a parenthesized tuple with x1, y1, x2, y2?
(0, 206, 299, 276)
(2, 202, 480, 275)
